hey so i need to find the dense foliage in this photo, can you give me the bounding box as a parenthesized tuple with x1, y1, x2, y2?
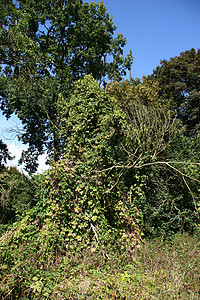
(107, 77, 200, 236)
(152, 48, 200, 136)
(0, 0, 133, 172)
(0, 74, 199, 298)
(0, 1, 199, 297)
(0, 166, 36, 235)
(0, 139, 12, 168)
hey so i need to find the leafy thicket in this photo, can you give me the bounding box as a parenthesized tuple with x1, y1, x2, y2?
(0, 3, 199, 297)
(0, 74, 199, 299)
(107, 77, 200, 236)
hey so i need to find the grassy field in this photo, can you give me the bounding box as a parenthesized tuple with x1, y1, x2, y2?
(56, 233, 199, 299)
(28, 233, 199, 300)
(0, 232, 199, 299)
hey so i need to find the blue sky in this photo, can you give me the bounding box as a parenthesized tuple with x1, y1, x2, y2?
(1, 0, 200, 172)
(100, 0, 200, 78)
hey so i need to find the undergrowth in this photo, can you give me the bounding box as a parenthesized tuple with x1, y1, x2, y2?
(0, 232, 199, 299)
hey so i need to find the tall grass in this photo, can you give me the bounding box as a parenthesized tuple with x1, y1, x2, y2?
(0, 233, 199, 299)
(58, 233, 200, 299)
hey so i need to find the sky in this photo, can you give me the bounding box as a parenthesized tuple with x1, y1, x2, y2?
(101, 0, 200, 78)
(0, 0, 200, 173)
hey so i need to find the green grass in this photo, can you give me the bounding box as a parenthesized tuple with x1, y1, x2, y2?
(1, 232, 199, 299)
(53, 233, 200, 299)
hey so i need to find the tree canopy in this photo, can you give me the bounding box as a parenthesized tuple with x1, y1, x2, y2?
(0, 0, 133, 172)
(152, 48, 200, 136)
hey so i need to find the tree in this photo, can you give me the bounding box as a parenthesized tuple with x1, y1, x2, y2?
(0, 166, 36, 235)
(0, 0, 133, 172)
(152, 48, 200, 136)
(107, 78, 200, 236)
(0, 140, 12, 168)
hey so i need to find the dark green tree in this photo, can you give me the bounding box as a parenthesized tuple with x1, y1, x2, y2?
(0, 166, 36, 235)
(152, 48, 200, 136)
(0, 0, 133, 172)
(0, 140, 12, 168)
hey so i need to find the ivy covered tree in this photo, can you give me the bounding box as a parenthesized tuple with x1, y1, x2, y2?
(152, 48, 200, 136)
(0, 0, 133, 172)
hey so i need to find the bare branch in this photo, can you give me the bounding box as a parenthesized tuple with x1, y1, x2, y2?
(134, 161, 200, 183)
